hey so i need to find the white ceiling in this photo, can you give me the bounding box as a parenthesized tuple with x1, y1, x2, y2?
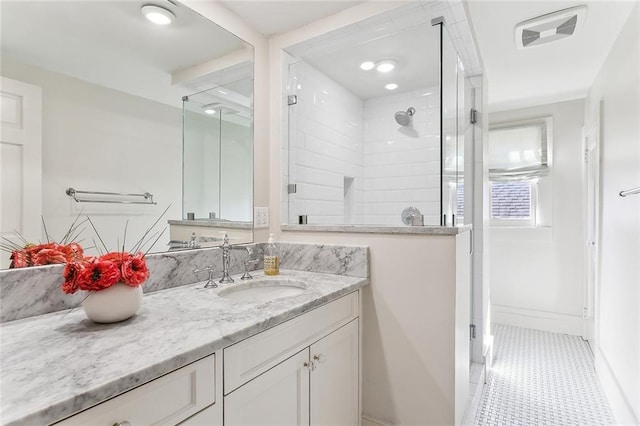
(213, 0, 635, 109)
(218, 0, 366, 36)
(286, 2, 441, 99)
(465, 0, 637, 111)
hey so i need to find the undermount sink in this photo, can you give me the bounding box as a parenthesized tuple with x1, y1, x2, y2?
(218, 279, 307, 303)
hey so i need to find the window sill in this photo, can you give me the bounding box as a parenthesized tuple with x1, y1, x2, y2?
(490, 226, 552, 242)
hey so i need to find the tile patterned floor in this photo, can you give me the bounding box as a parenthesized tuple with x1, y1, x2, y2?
(474, 324, 615, 426)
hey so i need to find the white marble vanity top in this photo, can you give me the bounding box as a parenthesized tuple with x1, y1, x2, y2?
(281, 224, 472, 235)
(0, 270, 368, 425)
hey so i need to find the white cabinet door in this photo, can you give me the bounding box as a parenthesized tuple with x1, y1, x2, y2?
(225, 349, 310, 426)
(0, 76, 42, 268)
(310, 319, 359, 426)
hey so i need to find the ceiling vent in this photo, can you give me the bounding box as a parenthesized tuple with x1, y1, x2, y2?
(515, 5, 587, 49)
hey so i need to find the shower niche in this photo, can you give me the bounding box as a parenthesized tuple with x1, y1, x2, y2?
(283, 2, 475, 227)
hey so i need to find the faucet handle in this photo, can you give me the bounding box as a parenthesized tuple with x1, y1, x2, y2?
(240, 258, 260, 280)
(194, 265, 217, 288)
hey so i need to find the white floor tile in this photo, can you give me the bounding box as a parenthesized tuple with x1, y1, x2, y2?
(474, 324, 615, 426)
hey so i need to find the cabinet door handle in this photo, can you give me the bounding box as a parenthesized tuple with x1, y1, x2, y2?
(303, 361, 315, 371)
(313, 354, 326, 364)
(113, 422, 131, 426)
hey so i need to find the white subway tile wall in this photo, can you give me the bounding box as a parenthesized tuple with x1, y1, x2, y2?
(289, 61, 364, 224)
(288, 61, 441, 225)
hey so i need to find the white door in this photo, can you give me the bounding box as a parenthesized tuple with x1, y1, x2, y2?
(310, 320, 359, 426)
(582, 114, 600, 345)
(0, 76, 42, 267)
(224, 348, 310, 426)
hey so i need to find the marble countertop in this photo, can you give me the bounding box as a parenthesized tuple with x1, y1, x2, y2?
(282, 224, 472, 235)
(0, 270, 368, 426)
(168, 219, 253, 229)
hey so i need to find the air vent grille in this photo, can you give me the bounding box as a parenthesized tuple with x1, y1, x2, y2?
(516, 5, 586, 49)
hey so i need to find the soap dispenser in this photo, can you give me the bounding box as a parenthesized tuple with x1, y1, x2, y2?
(264, 233, 279, 276)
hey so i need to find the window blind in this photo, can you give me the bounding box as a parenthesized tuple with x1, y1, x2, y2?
(489, 119, 550, 181)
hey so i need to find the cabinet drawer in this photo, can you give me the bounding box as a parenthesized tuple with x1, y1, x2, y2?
(55, 354, 216, 426)
(224, 291, 359, 394)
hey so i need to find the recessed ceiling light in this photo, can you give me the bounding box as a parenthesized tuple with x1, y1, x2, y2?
(376, 60, 396, 73)
(141, 5, 175, 26)
(360, 61, 375, 71)
(385, 83, 398, 90)
(202, 105, 217, 115)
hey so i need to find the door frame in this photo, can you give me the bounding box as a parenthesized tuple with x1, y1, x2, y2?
(582, 103, 601, 346)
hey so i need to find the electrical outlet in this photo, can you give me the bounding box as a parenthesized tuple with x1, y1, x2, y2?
(254, 207, 269, 228)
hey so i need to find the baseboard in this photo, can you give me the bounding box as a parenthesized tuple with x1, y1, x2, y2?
(362, 415, 392, 426)
(492, 304, 583, 335)
(595, 346, 640, 426)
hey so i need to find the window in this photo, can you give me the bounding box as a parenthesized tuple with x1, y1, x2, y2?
(490, 181, 537, 226)
(489, 117, 551, 226)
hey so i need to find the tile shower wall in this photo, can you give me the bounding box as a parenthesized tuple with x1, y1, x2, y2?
(288, 61, 364, 224)
(362, 87, 441, 225)
(288, 63, 440, 225)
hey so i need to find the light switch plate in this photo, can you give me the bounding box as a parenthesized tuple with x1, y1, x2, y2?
(254, 207, 269, 228)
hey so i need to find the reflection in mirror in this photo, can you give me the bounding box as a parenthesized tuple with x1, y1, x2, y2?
(182, 79, 253, 222)
(283, 2, 443, 226)
(0, 1, 254, 269)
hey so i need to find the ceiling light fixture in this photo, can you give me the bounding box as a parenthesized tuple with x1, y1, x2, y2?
(141, 5, 175, 26)
(376, 60, 396, 73)
(360, 61, 375, 71)
(385, 83, 398, 90)
(202, 104, 218, 115)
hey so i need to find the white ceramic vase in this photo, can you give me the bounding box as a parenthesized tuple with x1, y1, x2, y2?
(82, 282, 143, 323)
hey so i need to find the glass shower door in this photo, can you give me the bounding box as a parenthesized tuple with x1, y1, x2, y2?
(440, 24, 466, 226)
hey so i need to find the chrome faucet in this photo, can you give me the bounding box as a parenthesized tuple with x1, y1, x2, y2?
(219, 234, 234, 284)
(218, 235, 256, 284)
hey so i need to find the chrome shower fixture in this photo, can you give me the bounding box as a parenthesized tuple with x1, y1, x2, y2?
(395, 107, 415, 126)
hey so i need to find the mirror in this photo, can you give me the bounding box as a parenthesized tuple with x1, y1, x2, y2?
(0, 1, 254, 268)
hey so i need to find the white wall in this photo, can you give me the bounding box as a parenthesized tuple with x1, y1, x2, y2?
(1, 56, 182, 255)
(585, 4, 640, 424)
(489, 99, 586, 335)
(362, 87, 440, 225)
(286, 57, 442, 226)
(288, 61, 364, 224)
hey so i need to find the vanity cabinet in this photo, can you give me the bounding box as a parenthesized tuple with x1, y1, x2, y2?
(54, 354, 219, 426)
(52, 291, 360, 426)
(224, 291, 361, 426)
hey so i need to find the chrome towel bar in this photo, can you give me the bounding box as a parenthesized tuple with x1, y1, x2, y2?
(66, 188, 157, 205)
(619, 186, 640, 197)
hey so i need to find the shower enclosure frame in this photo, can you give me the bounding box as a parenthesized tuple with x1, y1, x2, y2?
(283, 14, 470, 229)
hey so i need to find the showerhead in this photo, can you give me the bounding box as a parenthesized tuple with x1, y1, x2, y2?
(395, 107, 416, 126)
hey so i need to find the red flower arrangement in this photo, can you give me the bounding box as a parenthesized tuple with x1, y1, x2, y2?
(9, 242, 85, 268)
(2, 216, 87, 268)
(2, 207, 169, 295)
(62, 251, 149, 294)
(60, 208, 170, 295)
